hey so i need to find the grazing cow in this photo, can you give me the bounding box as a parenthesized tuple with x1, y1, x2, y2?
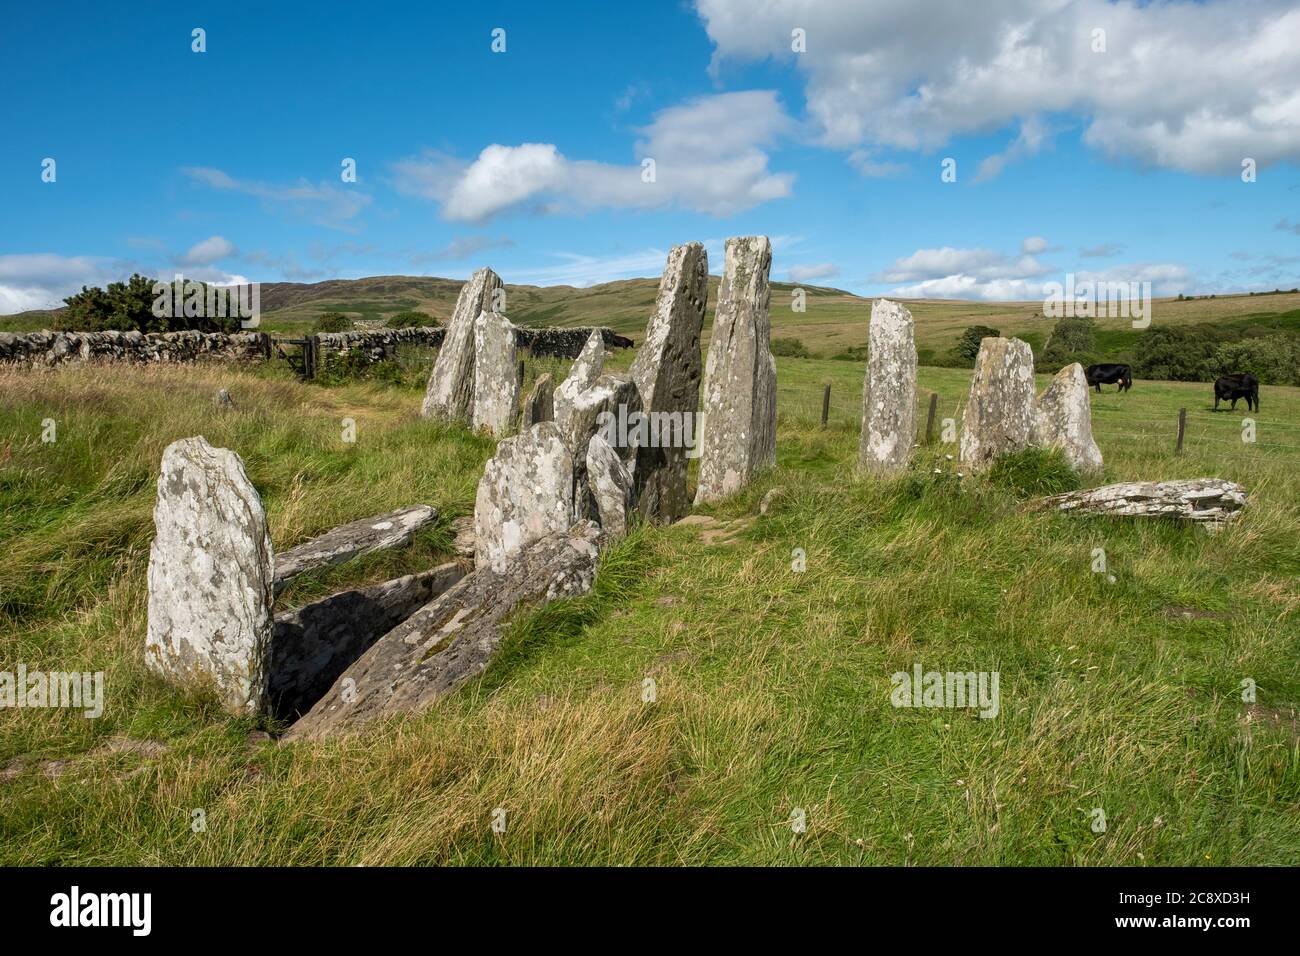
(1214, 372, 1259, 412)
(1084, 363, 1132, 393)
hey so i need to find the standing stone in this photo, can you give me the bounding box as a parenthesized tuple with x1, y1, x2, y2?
(553, 330, 605, 430)
(630, 242, 709, 523)
(695, 236, 776, 505)
(558, 374, 642, 522)
(520, 372, 555, 429)
(145, 437, 274, 715)
(857, 298, 918, 475)
(586, 434, 634, 544)
(421, 267, 503, 422)
(471, 310, 518, 436)
(474, 422, 575, 573)
(1034, 363, 1103, 474)
(959, 336, 1037, 472)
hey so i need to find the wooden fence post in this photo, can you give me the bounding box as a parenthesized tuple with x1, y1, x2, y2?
(925, 392, 939, 445)
(821, 383, 831, 428)
(1175, 408, 1186, 454)
(304, 335, 319, 379)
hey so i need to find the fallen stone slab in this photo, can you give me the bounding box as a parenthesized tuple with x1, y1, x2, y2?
(272, 505, 438, 595)
(1035, 479, 1247, 525)
(283, 521, 602, 741)
(269, 562, 467, 720)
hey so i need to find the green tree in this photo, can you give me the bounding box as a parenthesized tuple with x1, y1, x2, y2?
(954, 325, 1002, 362)
(1041, 316, 1096, 368)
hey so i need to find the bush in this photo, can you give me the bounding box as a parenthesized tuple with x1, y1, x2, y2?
(1208, 335, 1300, 386)
(385, 310, 437, 329)
(771, 336, 810, 358)
(986, 448, 1081, 498)
(313, 312, 353, 333)
(57, 274, 243, 333)
(954, 325, 1002, 363)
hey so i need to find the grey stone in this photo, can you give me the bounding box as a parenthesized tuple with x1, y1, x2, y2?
(421, 267, 503, 422)
(558, 374, 642, 522)
(586, 434, 634, 544)
(470, 310, 518, 436)
(145, 436, 274, 715)
(959, 336, 1036, 472)
(553, 330, 605, 431)
(630, 241, 709, 523)
(1037, 479, 1247, 526)
(473, 422, 576, 573)
(695, 236, 776, 504)
(272, 505, 438, 595)
(1034, 363, 1103, 474)
(857, 298, 918, 475)
(520, 372, 555, 429)
(215, 388, 234, 409)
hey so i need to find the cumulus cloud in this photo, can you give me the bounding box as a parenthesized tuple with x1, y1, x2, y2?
(390, 91, 795, 222)
(1021, 236, 1049, 255)
(179, 235, 237, 266)
(0, 254, 131, 313)
(788, 262, 839, 283)
(181, 167, 370, 228)
(696, 0, 1300, 175)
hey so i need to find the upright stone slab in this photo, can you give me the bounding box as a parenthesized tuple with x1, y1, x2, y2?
(559, 374, 642, 522)
(471, 310, 518, 436)
(959, 336, 1037, 472)
(857, 298, 918, 475)
(586, 434, 634, 544)
(553, 330, 605, 430)
(473, 421, 575, 573)
(145, 437, 274, 715)
(520, 372, 555, 428)
(694, 236, 776, 505)
(1034, 363, 1103, 474)
(630, 242, 709, 523)
(421, 267, 503, 422)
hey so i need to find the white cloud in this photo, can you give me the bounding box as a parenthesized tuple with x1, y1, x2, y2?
(390, 91, 795, 222)
(0, 254, 127, 314)
(788, 262, 839, 282)
(696, 0, 1300, 175)
(181, 167, 370, 228)
(180, 235, 237, 266)
(1021, 236, 1049, 255)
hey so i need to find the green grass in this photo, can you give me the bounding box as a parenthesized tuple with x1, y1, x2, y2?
(1, 352, 1298, 865)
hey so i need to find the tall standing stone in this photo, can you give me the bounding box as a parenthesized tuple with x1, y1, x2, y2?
(857, 298, 918, 475)
(1034, 362, 1103, 474)
(553, 330, 605, 430)
(630, 241, 709, 523)
(694, 236, 776, 505)
(421, 267, 503, 423)
(145, 437, 274, 715)
(471, 310, 518, 436)
(473, 422, 575, 573)
(959, 336, 1037, 472)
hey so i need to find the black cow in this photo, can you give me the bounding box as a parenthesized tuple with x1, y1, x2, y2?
(1085, 363, 1132, 393)
(1214, 372, 1259, 412)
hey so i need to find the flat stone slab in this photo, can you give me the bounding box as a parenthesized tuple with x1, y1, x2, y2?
(272, 505, 438, 594)
(1036, 479, 1247, 525)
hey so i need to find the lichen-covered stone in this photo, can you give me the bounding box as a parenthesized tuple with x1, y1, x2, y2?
(695, 236, 776, 504)
(1034, 363, 1103, 474)
(473, 422, 575, 573)
(558, 374, 642, 521)
(553, 330, 605, 431)
(857, 298, 917, 475)
(630, 242, 709, 523)
(520, 372, 555, 428)
(471, 310, 518, 436)
(271, 505, 438, 595)
(586, 434, 634, 544)
(145, 437, 274, 715)
(959, 336, 1036, 472)
(421, 267, 503, 422)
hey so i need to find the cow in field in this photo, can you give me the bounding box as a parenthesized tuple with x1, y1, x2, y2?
(1214, 372, 1259, 412)
(1085, 363, 1132, 393)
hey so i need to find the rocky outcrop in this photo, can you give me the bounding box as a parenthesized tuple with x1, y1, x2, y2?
(421, 267, 503, 422)
(473, 422, 576, 573)
(553, 330, 605, 430)
(858, 298, 917, 475)
(271, 505, 439, 595)
(145, 437, 275, 715)
(630, 242, 709, 523)
(959, 336, 1037, 472)
(471, 310, 519, 436)
(283, 522, 603, 740)
(1033, 363, 1103, 474)
(695, 236, 776, 504)
(1037, 479, 1246, 526)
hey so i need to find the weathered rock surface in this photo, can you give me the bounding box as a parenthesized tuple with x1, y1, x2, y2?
(283, 522, 602, 740)
(959, 336, 1037, 472)
(553, 330, 605, 430)
(857, 298, 918, 475)
(272, 505, 438, 595)
(421, 267, 503, 422)
(268, 562, 466, 720)
(471, 310, 519, 436)
(586, 434, 634, 544)
(1034, 363, 1103, 474)
(450, 516, 477, 560)
(520, 372, 555, 428)
(695, 236, 776, 504)
(559, 374, 642, 521)
(474, 422, 576, 573)
(1037, 479, 1247, 525)
(630, 241, 709, 523)
(145, 437, 274, 715)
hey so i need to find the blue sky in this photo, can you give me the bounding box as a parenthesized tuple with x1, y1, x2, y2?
(2, 0, 1299, 313)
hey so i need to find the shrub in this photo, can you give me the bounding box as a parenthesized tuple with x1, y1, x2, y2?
(1208, 335, 1300, 386)
(385, 310, 437, 329)
(771, 336, 810, 358)
(313, 312, 353, 333)
(954, 325, 1002, 363)
(58, 274, 242, 333)
(986, 448, 1081, 498)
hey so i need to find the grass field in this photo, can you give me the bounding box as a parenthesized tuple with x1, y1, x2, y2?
(1, 349, 1298, 865)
